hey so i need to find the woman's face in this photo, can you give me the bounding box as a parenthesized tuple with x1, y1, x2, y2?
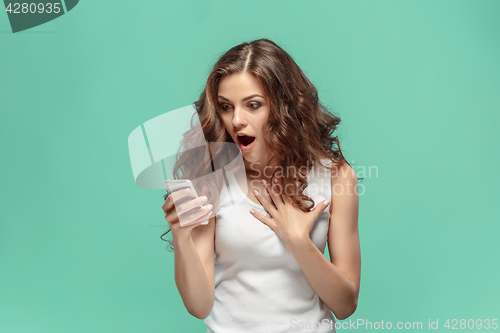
(217, 72, 271, 167)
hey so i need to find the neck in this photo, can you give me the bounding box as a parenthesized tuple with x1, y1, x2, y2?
(244, 156, 280, 182)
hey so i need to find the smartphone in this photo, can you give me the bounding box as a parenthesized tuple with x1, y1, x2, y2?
(165, 179, 209, 226)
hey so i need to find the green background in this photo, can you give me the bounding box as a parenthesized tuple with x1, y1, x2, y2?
(1, 0, 499, 332)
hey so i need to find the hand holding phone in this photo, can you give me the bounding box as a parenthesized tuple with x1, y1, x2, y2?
(164, 179, 211, 227)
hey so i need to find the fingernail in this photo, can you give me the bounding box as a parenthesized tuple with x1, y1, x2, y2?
(324, 199, 330, 206)
(274, 177, 278, 183)
(184, 188, 191, 193)
(206, 204, 213, 210)
(208, 211, 213, 217)
(200, 196, 207, 203)
(250, 209, 255, 214)
(254, 190, 258, 195)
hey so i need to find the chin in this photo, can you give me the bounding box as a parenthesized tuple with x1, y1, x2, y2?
(240, 151, 256, 162)
(243, 153, 265, 165)
(241, 153, 254, 162)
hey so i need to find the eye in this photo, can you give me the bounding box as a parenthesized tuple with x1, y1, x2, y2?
(249, 102, 261, 110)
(219, 103, 233, 112)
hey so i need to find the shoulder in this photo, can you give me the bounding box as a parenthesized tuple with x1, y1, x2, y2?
(329, 161, 358, 214)
(316, 158, 358, 183)
(331, 161, 358, 184)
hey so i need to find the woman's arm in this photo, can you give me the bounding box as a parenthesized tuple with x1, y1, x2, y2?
(173, 215, 216, 319)
(286, 163, 360, 320)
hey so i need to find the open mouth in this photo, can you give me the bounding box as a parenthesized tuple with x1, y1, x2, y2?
(237, 134, 256, 147)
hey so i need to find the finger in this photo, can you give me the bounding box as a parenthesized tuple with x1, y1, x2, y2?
(261, 179, 284, 208)
(249, 208, 276, 231)
(272, 176, 285, 205)
(164, 207, 179, 227)
(183, 203, 213, 220)
(163, 187, 195, 212)
(254, 188, 278, 216)
(162, 187, 196, 214)
(313, 199, 331, 216)
(165, 206, 210, 229)
(191, 209, 213, 225)
(179, 205, 213, 227)
(175, 195, 208, 216)
(281, 179, 294, 205)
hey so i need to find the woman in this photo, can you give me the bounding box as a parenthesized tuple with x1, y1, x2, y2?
(161, 39, 361, 333)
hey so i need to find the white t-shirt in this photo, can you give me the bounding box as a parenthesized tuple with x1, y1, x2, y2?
(204, 159, 336, 333)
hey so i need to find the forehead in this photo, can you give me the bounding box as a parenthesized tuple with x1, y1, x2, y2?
(217, 72, 265, 97)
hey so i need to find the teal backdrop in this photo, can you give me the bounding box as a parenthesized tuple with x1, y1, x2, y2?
(1, 0, 499, 332)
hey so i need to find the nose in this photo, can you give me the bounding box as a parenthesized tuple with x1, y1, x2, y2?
(231, 105, 247, 129)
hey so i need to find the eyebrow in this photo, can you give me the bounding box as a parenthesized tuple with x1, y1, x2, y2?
(217, 94, 264, 102)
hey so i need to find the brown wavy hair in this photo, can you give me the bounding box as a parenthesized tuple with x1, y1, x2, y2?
(161, 38, 351, 250)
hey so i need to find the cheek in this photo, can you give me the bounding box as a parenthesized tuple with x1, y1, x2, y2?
(222, 127, 235, 142)
(219, 117, 231, 135)
(220, 115, 229, 128)
(259, 111, 270, 131)
(257, 119, 268, 140)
